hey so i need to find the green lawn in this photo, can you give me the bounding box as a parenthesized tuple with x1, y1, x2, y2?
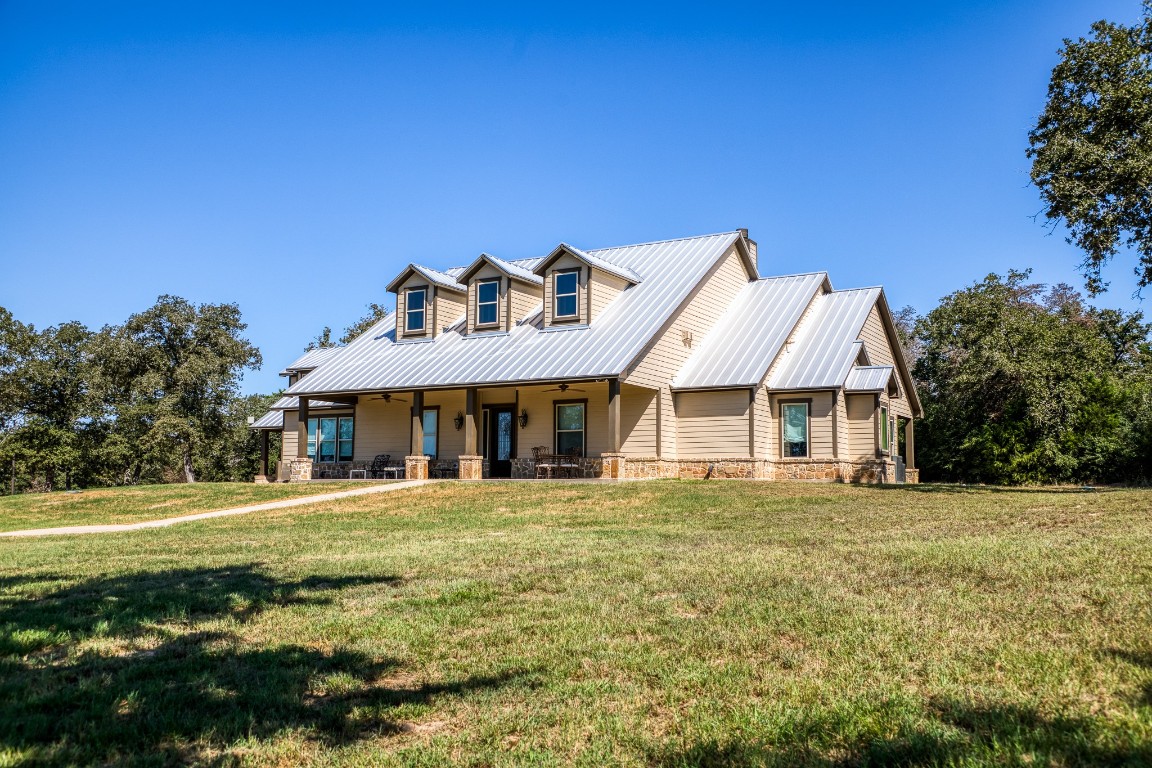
(0, 481, 391, 531)
(1, 481, 1150, 766)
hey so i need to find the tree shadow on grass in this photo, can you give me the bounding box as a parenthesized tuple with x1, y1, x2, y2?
(0, 565, 528, 766)
(655, 696, 1151, 767)
(872, 483, 1126, 495)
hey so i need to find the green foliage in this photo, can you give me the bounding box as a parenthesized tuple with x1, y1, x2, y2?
(306, 303, 392, 352)
(912, 270, 1152, 483)
(1028, 3, 1152, 295)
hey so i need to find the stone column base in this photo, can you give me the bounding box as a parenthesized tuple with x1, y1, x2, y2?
(600, 452, 626, 480)
(286, 458, 313, 483)
(405, 455, 429, 480)
(458, 455, 483, 480)
(253, 474, 271, 484)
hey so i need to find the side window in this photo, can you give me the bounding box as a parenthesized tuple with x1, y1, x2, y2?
(476, 280, 499, 326)
(405, 288, 426, 332)
(308, 416, 354, 462)
(880, 405, 889, 454)
(781, 402, 808, 458)
(555, 402, 585, 455)
(422, 409, 438, 458)
(554, 270, 579, 319)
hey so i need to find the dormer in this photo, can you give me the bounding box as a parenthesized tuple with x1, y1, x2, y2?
(457, 253, 543, 334)
(386, 264, 467, 340)
(533, 243, 641, 328)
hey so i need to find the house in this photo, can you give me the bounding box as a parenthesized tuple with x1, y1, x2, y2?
(251, 230, 921, 483)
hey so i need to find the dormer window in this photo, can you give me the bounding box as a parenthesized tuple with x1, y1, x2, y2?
(554, 270, 579, 320)
(405, 288, 427, 333)
(476, 279, 500, 326)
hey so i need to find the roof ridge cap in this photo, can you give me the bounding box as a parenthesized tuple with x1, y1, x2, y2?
(588, 230, 740, 253)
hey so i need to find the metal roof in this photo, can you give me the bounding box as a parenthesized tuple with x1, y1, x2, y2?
(250, 409, 284, 430)
(459, 252, 544, 285)
(671, 272, 828, 390)
(287, 231, 748, 396)
(279, 345, 345, 376)
(268, 395, 352, 411)
(767, 287, 882, 390)
(386, 263, 467, 294)
(844, 365, 894, 393)
(537, 243, 643, 284)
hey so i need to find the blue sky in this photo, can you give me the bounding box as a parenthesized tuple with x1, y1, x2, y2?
(1, 1, 1146, 395)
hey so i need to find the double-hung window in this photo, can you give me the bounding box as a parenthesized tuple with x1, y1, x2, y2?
(422, 408, 438, 458)
(554, 270, 579, 320)
(781, 402, 808, 458)
(307, 416, 354, 462)
(880, 405, 889, 454)
(555, 402, 585, 455)
(476, 280, 499, 326)
(405, 288, 426, 333)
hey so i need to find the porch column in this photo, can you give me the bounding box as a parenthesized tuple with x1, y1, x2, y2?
(459, 387, 483, 480)
(407, 391, 429, 480)
(261, 430, 269, 475)
(905, 418, 915, 470)
(297, 397, 309, 458)
(608, 379, 621, 453)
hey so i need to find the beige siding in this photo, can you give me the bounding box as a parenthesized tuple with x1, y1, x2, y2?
(490, 383, 610, 458)
(835, 391, 848, 458)
(436, 290, 467, 334)
(282, 412, 298, 460)
(658, 385, 677, 458)
(354, 398, 411, 459)
(846, 393, 876, 459)
(466, 266, 506, 334)
(542, 254, 588, 326)
(859, 306, 913, 419)
(754, 386, 771, 458)
(675, 389, 750, 458)
(395, 276, 432, 339)
(772, 392, 835, 459)
(589, 269, 629, 323)
(626, 245, 752, 389)
(510, 282, 542, 326)
(621, 384, 658, 455)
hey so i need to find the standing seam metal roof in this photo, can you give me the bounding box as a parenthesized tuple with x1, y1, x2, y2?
(767, 287, 882, 390)
(287, 231, 746, 395)
(671, 272, 828, 390)
(844, 365, 895, 392)
(279, 345, 345, 375)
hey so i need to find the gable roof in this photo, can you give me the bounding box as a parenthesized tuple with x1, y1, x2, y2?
(458, 252, 544, 286)
(767, 287, 882, 390)
(844, 365, 895, 393)
(286, 231, 746, 395)
(279, 345, 345, 376)
(671, 272, 828, 390)
(386, 263, 466, 294)
(534, 243, 643, 284)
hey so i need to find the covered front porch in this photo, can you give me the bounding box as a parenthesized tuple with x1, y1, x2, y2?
(282, 379, 643, 481)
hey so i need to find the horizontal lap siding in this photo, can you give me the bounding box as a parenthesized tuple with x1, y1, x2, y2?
(396, 275, 430, 340)
(590, 269, 628, 323)
(860, 306, 913, 419)
(772, 391, 835, 459)
(544, 254, 588, 325)
(282, 412, 298, 460)
(510, 284, 542, 325)
(626, 246, 751, 390)
(424, 390, 467, 459)
(755, 387, 771, 458)
(846, 393, 876, 459)
(621, 384, 658, 456)
(436, 292, 466, 334)
(486, 383, 609, 459)
(466, 266, 506, 334)
(659, 386, 677, 458)
(676, 390, 749, 458)
(354, 399, 411, 459)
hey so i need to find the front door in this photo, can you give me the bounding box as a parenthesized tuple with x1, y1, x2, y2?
(485, 405, 515, 478)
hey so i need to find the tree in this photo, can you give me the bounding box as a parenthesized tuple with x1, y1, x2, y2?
(304, 326, 334, 352)
(339, 303, 390, 344)
(912, 270, 1151, 483)
(96, 296, 262, 483)
(1027, 3, 1152, 295)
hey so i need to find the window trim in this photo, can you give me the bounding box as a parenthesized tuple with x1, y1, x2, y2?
(475, 278, 501, 328)
(421, 406, 440, 459)
(306, 413, 355, 463)
(879, 403, 890, 456)
(554, 398, 587, 456)
(778, 398, 812, 459)
(552, 268, 581, 322)
(404, 286, 428, 334)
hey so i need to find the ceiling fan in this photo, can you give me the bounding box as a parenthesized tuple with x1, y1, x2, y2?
(543, 383, 585, 393)
(368, 393, 408, 404)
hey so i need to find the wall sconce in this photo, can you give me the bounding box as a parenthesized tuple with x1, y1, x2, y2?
(518, 409, 529, 428)
(453, 412, 464, 431)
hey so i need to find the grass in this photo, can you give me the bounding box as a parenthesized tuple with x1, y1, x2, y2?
(0, 482, 392, 531)
(1, 481, 1150, 766)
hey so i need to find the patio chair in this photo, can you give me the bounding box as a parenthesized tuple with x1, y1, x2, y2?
(368, 455, 392, 479)
(532, 446, 557, 479)
(559, 447, 582, 478)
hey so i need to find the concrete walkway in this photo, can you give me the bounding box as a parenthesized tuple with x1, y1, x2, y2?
(0, 480, 431, 538)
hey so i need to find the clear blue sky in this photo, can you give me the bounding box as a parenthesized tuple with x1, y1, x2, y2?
(1, 1, 1146, 395)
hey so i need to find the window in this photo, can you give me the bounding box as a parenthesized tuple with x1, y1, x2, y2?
(307, 416, 354, 462)
(880, 405, 889, 453)
(555, 402, 585, 455)
(422, 408, 438, 458)
(554, 270, 579, 319)
(476, 280, 499, 326)
(405, 288, 426, 332)
(781, 402, 808, 458)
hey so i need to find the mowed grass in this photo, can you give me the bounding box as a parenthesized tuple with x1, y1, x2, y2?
(0, 482, 391, 531)
(1, 481, 1150, 767)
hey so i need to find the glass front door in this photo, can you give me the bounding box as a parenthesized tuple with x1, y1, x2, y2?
(485, 406, 515, 478)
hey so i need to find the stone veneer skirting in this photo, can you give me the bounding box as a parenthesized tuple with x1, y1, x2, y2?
(620, 457, 908, 483)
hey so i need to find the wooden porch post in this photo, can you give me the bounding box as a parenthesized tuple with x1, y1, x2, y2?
(410, 390, 425, 455)
(905, 419, 915, 470)
(260, 430, 269, 476)
(465, 387, 478, 455)
(608, 379, 621, 453)
(297, 397, 310, 458)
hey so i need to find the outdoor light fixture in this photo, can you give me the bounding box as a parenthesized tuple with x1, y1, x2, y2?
(518, 409, 529, 428)
(453, 412, 464, 431)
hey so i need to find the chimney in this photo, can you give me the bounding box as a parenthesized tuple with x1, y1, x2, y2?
(739, 228, 758, 273)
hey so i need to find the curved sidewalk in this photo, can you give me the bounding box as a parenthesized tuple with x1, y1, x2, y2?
(0, 480, 431, 538)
